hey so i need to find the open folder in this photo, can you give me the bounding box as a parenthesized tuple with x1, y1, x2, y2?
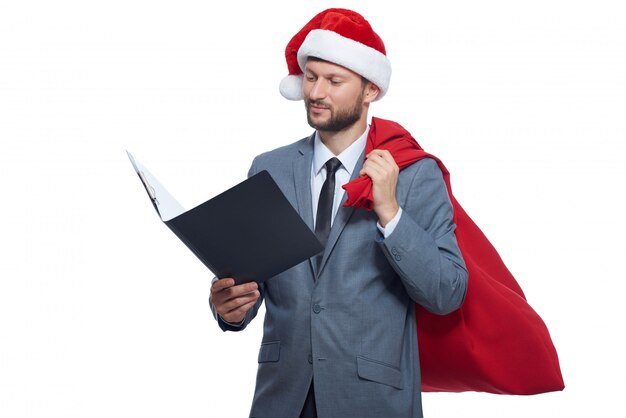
(127, 151, 323, 284)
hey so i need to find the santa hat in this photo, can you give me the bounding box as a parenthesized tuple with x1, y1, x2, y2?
(279, 8, 392, 101)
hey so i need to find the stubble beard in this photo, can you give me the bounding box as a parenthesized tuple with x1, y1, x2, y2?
(305, 90, 364, 133)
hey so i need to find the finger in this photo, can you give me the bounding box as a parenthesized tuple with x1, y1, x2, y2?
(366, 149, 392, 160)
(361, 161, 386, 181)
(378, 151, 398, 168)
(221, 299, 259, 323)
(219, 291, 260, 317)
(364, 155, 388, 174)
(366, 151, 396, 171)
(231, 281, 258, 294)
(224, 290, 260, 311)
(218, 282, 259, 303)
(213, 279, 258, 293)
(366, 149, 398, 169)
(376, 149, 394, 159)
(365, 158, 389, 174)
(360, 154, 393, 178)
(211, 278, 236, 292)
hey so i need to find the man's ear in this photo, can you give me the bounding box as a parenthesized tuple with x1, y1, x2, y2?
(364, 82, 380, 103)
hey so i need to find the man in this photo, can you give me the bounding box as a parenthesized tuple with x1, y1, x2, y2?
(210, 8, 468, 418)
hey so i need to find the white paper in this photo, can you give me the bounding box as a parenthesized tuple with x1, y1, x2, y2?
(126, 151, 186, 222)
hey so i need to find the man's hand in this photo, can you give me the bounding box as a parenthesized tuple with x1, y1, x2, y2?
(210, 278, 260, 324)
(359, 149, 400, 227)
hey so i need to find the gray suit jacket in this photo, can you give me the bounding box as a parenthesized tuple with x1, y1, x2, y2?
(211, 134, 468, 418)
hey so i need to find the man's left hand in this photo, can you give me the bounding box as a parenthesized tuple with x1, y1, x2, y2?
(359, 149, 399, 227)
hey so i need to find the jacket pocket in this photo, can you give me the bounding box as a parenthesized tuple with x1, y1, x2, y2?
(258, 341, 280, 363)
(356, 356, 404, 390)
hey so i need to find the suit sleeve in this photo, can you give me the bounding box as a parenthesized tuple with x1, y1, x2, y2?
(377, 158, 468, 315)
(209, 156, 266, 332)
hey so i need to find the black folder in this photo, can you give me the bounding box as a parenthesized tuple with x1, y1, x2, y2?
(127, 151, 323, 284)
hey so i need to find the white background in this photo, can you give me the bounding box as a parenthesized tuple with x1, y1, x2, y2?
(1, 0, 624, 417)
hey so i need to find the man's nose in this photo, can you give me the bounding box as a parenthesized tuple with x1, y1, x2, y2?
(308, 79, 328, 100)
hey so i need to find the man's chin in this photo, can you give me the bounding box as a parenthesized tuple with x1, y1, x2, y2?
(307, 114, 332, 131)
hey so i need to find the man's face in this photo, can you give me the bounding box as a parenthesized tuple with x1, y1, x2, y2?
(303, 59, 369, 132)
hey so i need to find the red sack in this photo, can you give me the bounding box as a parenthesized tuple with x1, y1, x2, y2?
(343, 117, 564, 394)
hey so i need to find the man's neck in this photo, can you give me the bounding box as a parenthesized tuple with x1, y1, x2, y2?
(318, 119, 368, 156)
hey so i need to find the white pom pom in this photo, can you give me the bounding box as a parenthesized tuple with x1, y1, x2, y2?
(279, 75, 304, 101)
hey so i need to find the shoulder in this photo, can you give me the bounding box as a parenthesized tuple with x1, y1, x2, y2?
(401, 157, 443, 182)
(250, 134, 313, 174)
(396, 156, 449, 206)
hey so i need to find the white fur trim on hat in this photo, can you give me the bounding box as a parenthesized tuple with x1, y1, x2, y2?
(296, 29, 391, 100)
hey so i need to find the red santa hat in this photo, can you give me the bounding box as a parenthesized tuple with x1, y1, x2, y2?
(279, 8, 392, 101)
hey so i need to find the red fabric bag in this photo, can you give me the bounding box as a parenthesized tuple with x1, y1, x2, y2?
(343, 117, 564, 394)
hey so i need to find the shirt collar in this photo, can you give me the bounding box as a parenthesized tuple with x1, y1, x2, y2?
(313, 126, 369, 176)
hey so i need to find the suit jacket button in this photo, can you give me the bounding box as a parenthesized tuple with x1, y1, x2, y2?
(391, 247, 399, 255)
(394, 254, 402, 261)
(313, 304, 322, 314)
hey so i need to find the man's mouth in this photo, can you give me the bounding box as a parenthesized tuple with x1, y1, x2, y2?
(308, 102, 330, 112)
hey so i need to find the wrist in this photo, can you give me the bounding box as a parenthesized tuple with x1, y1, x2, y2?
(376, 202, 399, 227)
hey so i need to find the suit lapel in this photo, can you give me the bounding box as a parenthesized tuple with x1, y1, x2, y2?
(292, 134, 318, 278)
(317, 148, 366, 276)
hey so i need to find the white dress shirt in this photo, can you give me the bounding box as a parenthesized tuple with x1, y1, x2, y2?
(311, 126, 402, 238)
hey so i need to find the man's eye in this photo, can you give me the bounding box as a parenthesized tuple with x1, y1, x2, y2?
(330, 80, 342, 85)
(305, 75, 316, 82)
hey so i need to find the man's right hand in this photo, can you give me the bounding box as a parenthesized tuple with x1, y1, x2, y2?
(210, 278, 260, 324)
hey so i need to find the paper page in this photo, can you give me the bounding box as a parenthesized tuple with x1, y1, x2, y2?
(126, 151, 186, 222)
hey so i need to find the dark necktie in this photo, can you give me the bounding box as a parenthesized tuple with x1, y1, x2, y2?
(315, 157, 342, 248)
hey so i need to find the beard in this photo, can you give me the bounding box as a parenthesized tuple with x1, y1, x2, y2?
(305, 91, 364, 132)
